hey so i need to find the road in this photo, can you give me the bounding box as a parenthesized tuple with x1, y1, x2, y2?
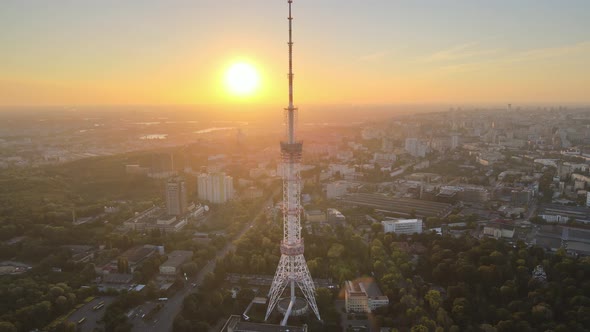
(67, 296, 115, 332)
(524, 198, 538, 220)
(131, 194, 276, 332)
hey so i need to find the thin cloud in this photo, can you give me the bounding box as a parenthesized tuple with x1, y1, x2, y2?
(358, 51, 388, 62)
(505, 41, 590, 63)
(434, 41, 590, 73)
(420, 43, 500, 63)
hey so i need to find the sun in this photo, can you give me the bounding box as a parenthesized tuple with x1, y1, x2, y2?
(225, 62, 260, 96)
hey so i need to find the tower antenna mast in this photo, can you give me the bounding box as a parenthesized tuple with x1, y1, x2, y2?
(266, 0, 321, 325)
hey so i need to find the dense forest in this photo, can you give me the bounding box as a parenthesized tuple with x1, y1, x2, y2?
(380, 233, 590, 331)
(173, 219, 590, 332)
(0, 153, 162, 228)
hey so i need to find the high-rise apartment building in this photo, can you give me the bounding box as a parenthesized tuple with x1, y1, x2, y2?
(405, 138, 429, 158)
(166, 177, 187, 216)
(197, 172, 234, 204)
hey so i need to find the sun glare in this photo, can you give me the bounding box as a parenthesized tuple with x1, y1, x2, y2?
(225, 62, 260, 96)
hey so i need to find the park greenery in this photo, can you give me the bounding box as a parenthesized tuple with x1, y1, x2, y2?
(1, 146, 589, 331)
(0, 272, 96, 332)
(371, 232, 590, 331)
(182, 215, 590, 332)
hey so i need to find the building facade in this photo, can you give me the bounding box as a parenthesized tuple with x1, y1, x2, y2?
(382, 218, 423, 235)
(198, 172, 234, 204)
(166, 177, 187, 216)
(159, 250, 193, 275)
(327, 180, 354, 199)
(405, 138, 429, 158)
(344, 279, 389, 313)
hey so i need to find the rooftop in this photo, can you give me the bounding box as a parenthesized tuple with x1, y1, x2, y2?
(345, 277, 386, 299)
(161, 250, 193, 268)
(220, 315, 307, 332)
(340, 193, 452, 218)
(383, 218, 420, 225)
(119, 245, 157, 264)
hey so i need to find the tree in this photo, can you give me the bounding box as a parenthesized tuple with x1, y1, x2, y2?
(0, 322, 17, 332)
(54, 295, 68, 312)
(327, 243, 345, 258)
(425, 290, 442, 311)
(316, 288, 333, 310)
(371, 223, 382, 233)
(411, 325, 428, 332)
(117, 257, 129, 273)
(182, 262, 198, 276)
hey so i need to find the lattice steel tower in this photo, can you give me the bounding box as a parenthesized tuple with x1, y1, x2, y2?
(265, 0, 321, 324)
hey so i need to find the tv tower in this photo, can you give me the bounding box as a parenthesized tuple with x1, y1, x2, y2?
(265, 0, 321, 325)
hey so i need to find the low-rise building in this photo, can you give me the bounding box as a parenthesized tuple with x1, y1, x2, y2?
(159, 250, 193, 276)
(61, 245, 96, 264)
(327, 180, 354, 199)
(437, 185, 490, 203)
(382, 218, 423, 235)
(242, 186, 264, 200)
(327, 208, 346, 224)
(305, 210, 326, 223)
(482, 220, 515, 239)
(221, 315, 307, 332)
(104, 245, 158, 274)
(538, 204, 590, 224)
(123, 208, 188, 233)
(344, 278, 389, 313)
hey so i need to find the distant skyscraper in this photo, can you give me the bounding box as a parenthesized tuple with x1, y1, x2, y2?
(166, 177, 187, 216)
(405, 137, 429, 157)
(451, 134, 460, 150)
(197, 172, 234, 204)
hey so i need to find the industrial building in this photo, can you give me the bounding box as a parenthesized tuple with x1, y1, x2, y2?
(122, 208, 188, 233)
(538, 204, 590, 224)
(535, 225, 590, 255)
(340, 193, 453, 219)
(159, 250, 193, 276)
(102, 245, 159, 274)
(436, 185, 490, 203)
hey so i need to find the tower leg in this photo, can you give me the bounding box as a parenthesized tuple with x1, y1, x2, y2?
(295, 254, 321, 321)
(265, 255, 288, 321)
(265, 254, 321, 322)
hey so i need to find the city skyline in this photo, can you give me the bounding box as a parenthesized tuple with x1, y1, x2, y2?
(2, 2, 590, 332)
(1, 0, 589, 106)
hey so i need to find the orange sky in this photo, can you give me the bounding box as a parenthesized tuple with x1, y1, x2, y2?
(1, 1, 589, 106)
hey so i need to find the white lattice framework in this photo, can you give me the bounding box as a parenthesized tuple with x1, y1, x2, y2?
(265, 0, 321, 324)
